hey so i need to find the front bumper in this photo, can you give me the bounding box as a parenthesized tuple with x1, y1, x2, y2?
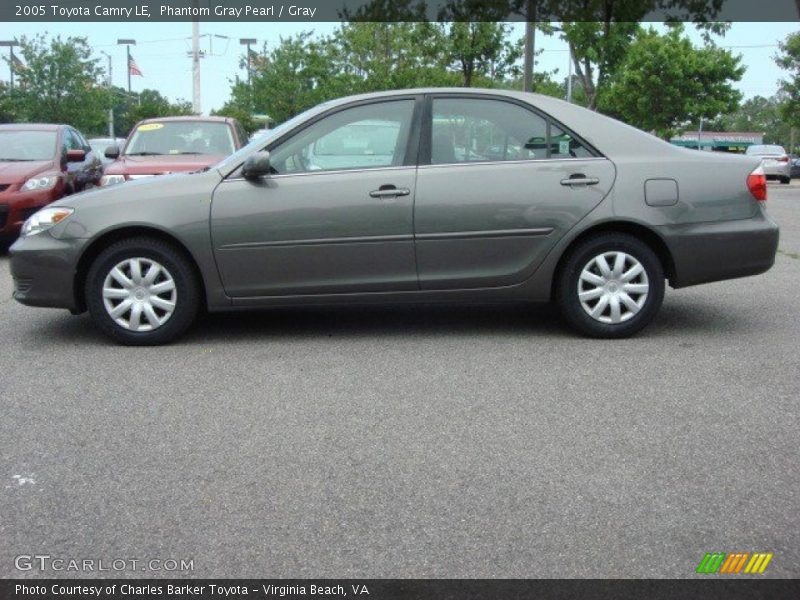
(9, 232, 87, 312)
(0, 186, 63, 236)
(659, 208, 779, 289)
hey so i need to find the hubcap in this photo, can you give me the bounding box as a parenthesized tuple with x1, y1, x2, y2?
(102, 257, 177, 332)
(578, 251, 649, 324)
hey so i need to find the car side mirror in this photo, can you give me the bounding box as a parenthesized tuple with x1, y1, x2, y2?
(104, 145, 120, 160)
(242, 151, 271, 180)
(66, 149, 86, 162)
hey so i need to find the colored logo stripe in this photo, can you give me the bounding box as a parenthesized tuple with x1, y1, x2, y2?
(744, 553, 773, 574)
(696, 552, 773, 574)
(697, 553, 726, 573)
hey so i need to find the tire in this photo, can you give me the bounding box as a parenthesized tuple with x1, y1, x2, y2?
(780, 176, 791, 185)
(555, 233, 665, 339)
(85, 237, 200, 345)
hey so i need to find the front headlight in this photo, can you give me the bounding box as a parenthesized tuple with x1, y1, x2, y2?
(99, 174, 126, 186)
(21, 174, 59, 192)
(21, 207, 74, 237)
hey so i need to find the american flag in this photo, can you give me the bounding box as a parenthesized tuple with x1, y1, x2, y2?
(128, 55, 143, 77)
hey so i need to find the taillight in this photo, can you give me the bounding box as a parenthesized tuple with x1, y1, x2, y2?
(747, 167, 767, 202)
(778, 155, 789, 163)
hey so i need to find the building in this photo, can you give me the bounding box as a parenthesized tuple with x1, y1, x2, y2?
(670, 131, 764, 153)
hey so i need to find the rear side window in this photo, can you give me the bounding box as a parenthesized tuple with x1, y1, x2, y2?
(430, 97, 594, 164)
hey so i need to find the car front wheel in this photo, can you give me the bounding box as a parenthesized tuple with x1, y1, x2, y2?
(556, 233, 665, 338)
(85, 237, 200, 345)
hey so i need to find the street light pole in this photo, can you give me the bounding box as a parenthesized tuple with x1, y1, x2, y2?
(100, 51, 114, 137)
(0, 40, 20, 88)
(117, 38, 136, 94)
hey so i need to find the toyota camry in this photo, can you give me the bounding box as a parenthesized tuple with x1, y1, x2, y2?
(9, 89, 779, 344)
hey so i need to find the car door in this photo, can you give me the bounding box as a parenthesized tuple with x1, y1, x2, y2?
(211, 97, 422, 298)
(414, 95, 616, 290)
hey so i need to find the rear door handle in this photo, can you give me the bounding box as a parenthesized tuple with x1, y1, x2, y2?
(369, 185, 410, 198)
(560, 175, 600, 187)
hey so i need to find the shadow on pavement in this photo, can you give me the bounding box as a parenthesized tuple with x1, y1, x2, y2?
(24, 296, 755, 346)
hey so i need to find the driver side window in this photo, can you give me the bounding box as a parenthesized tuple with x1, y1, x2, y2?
(269, 100, 415, 175)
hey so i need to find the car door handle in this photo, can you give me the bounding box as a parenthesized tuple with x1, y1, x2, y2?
(560, 175, 600, 186)
(369, 186, 410, 198)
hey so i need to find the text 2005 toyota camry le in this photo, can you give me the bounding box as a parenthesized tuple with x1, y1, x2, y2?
(10, 89, 779, 345)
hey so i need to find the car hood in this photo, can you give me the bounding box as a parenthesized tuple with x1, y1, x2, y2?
(105, 154, 225, 176)
(0, 160, 56, 183)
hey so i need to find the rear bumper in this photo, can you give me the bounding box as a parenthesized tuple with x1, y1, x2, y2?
(762, 164, 791, 179)
(658, 209, 779, 289)
(9, 233, 85, 311)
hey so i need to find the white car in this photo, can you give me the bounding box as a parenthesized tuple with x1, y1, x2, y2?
(745, 145, 792, 184)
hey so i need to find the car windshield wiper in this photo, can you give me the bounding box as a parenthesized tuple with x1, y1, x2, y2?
(172, 151, 205, 155)
(0, 158, 36, 161)
(125, 151, 162, 156)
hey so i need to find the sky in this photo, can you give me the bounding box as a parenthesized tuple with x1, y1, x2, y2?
(0, 21, 797, 114)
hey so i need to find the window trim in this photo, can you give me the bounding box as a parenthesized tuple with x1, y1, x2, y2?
(225, 95, 424, 180)
(420, 92, 603, 166)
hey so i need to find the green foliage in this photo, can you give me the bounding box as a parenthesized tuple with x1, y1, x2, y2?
(712, 95, 794, 148)
(775, 31, 800, 128)
(602, 26, 743, 138)
(3, 34, 108, 133)
(112, 88, 193, 136)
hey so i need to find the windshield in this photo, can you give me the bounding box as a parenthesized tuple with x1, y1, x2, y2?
(746, 145, 785, 156)
(0, 130, 57, 161)
(125, 121, 235, 156)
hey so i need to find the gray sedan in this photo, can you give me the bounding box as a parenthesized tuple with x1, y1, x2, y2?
(9, 89, 779, 345)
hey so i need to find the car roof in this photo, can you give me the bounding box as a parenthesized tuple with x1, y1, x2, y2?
(137, 116, 233, 124)
(0, 123, 64, 131)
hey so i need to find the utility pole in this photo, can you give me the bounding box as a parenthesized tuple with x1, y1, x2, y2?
(0, 40, 20, 88)
(100, 51, 114, 137)
(239, 38, 257, 88)
(117, 38, 136, 94)
(566, 44, 573, 103)
(523, 1, 538, 93)
(192, 20, 201, 114)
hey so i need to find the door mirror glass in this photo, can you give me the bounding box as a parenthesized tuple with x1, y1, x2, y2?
(242, 150, 271, 180)
(104, 145, 120, 160)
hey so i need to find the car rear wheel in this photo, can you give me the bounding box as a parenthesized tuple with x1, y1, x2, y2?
(556, 233, 665, 338)
(780, 176, 791, 185)
(85, 237, 200, 345)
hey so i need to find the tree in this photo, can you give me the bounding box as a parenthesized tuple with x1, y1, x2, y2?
(534, 0, 728, 110)
(6, 34, 109, 133)
(603, 26, 743, 139)
(775, 32, 800, 131)
(714, 95, 793, 148)
(443, 22, 522, 86)
(224, 32, 344, 124)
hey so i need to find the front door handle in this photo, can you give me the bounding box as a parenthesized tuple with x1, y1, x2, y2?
(560, 174, 600, 187)
(369, 185, 410, 198)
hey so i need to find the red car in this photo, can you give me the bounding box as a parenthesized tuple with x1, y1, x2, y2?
(0, 124, 102, 241)
(100, 116, 246, 186)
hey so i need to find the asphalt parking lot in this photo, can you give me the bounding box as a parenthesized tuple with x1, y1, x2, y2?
(1, 183, 798, 579)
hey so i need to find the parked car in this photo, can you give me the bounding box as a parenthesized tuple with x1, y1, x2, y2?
(790, 154, 800, 179)
(10, 89, 779, 345)
(99, 116, 247, 186)
(88, 137, 127, 165)
(0, 123, 102, 242)
(745, 144, 792, 184)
